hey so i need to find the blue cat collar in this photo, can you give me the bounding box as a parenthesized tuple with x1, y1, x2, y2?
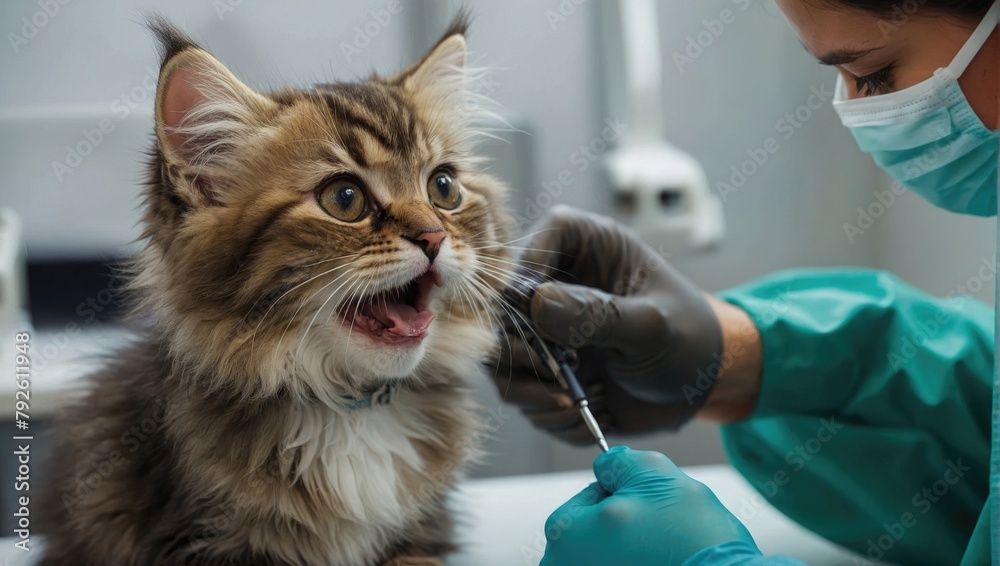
(344, 382, 399, 410)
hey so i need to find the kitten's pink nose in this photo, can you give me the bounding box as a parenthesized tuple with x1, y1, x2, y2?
(404, 229, 446, 263)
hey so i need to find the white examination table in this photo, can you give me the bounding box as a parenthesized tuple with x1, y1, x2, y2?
(0, 465, 863, 565)
(451, 467, 865, 565)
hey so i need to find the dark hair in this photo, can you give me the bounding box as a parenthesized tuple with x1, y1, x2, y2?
(830, 0, 992, 18)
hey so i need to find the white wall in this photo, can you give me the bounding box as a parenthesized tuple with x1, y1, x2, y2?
(870, 181, 996, 306)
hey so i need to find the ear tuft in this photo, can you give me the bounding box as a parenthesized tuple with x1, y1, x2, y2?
(146, 14, 200, 67)
(439, 7, 471, 42)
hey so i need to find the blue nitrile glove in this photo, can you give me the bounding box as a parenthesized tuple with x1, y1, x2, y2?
(540, 447, 803, 566)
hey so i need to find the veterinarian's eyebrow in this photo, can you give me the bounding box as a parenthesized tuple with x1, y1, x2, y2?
(799, 40, 884, 65)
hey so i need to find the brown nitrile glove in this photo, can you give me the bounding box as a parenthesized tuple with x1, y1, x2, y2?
(492, 206, 724, 445)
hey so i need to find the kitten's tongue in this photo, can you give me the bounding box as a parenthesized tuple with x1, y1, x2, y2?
(365, 300, 434, 337)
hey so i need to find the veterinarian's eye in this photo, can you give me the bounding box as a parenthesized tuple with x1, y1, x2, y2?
(427, 170, 461, 210)
(318, 177, 368, 222)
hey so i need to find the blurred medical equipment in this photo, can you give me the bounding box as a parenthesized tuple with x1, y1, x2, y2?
(0, 209, 30, 334)
(598, 0, 724, 253)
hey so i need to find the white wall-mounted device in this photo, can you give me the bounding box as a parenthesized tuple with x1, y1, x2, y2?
(598, 0, 725, 253)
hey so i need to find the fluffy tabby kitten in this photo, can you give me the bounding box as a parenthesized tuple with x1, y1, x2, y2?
(37, 14, 514, 566)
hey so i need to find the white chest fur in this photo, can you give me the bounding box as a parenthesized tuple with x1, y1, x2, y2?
(271, 313, 494, 563)
(276, 388, 479, 565)
(285, 400, 432, 526)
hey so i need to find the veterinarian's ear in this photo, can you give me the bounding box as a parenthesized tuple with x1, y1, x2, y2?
(151, 20, 276, 205)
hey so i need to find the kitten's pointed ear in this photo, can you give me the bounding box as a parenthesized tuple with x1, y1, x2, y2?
(395, 14, 469, 109)
(151, 20, 276, 205)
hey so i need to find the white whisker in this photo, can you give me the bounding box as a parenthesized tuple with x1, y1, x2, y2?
(250, 263, 356, 359)
(345, 271, 377, 353)
(276, 269, 358, 363)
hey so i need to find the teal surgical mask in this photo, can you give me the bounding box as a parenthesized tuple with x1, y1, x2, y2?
(832, 1, 1000, 217)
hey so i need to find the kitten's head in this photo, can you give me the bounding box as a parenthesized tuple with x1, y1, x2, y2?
(133, 16, 514, 403)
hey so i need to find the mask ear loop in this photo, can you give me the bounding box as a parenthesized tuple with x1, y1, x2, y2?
(947, 1, 1000, 77)
(832, 73, 849, 103)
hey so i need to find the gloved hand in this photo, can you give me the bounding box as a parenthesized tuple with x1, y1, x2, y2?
(540, 446, 769, 566)
(493, 206, 724, 443)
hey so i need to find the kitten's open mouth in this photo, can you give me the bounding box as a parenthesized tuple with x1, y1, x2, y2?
(338, 270, 442, 344)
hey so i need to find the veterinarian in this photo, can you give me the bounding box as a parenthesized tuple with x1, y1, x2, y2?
(496, 0, 1000, 564)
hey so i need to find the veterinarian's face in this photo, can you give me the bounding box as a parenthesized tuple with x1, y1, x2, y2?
(776, 0, 998, 127)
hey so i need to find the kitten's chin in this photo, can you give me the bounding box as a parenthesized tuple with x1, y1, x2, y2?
(330, 326, 430, 378)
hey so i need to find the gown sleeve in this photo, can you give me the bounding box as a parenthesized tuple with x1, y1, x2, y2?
(717, 269, 994, 565)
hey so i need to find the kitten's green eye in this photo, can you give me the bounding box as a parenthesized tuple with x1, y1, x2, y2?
(427, 171, 461, 210)
(318, 179, 367, 222)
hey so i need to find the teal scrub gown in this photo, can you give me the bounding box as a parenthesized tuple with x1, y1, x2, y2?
(719, 269, 997, 565)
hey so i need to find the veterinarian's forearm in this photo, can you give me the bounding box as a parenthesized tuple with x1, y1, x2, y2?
(698, 295, 761, 424)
